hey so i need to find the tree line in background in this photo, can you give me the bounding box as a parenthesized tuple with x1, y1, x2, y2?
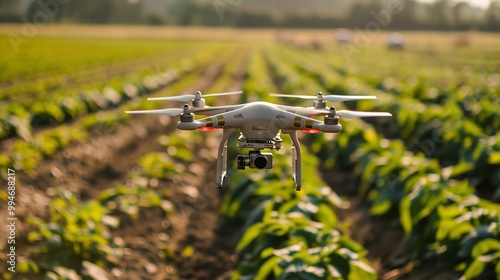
(0, 0, 499, 31)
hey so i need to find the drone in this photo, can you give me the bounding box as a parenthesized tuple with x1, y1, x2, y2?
(126, 91, 391, 191)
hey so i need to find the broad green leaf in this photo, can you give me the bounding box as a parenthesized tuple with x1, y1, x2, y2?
(297, 200, 319, 214)
(459, 225, 496, 258)
(400, 197, 412, 234)
(293, 251, 321, 265)
(438, 205, 464, 219)
(279, 199, 300, 214)
(316, 204, 337, 230)
(463, 259, 486, 280)
(236, 223, 262, 252)
(273, 264, 284, 278)
(261, 247, 275, 259)
(338, 236, 365, 254)
(17, 259, 39, 273)
(326, 263, 342, 278)
(266, 222, 291, 236)
(447, 222, 474, 241)
(274, 244, 303, 261)
(471, 238, 500, 258)
(291, 227, 320, 244)
(255, 256, 279, 280)
(478, 199, 500, 214)
(349, 260, 377, 280)
(370, 190, 392, 216)
(489, 152, 500, 164)
(449, 162, 474, 178)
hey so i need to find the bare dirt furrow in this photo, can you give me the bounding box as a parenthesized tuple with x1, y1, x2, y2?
(0, 47, 218, 152)
(1, 47, 252, 279)
(25, 61, 224, 196)
(0, 61, 227, 277)
(164, 49, 250, 280)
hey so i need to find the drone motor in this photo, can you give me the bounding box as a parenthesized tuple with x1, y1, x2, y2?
(127, 90, 392, 190)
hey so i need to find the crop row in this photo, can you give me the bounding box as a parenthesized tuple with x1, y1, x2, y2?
(309, 117, 500, 279)
(275, 46, 500, 200)
(0, 45, 239, 176)
(6, 133, 185, 279)
(0, 41, 200, 103)
(2, 47, 250, 278)
(0, 37, 206, 84)
(220, 49, 377, 279)
(264, 45, 500, 278)
(0, 43, 233, 142)
(2, 61, 238, 278)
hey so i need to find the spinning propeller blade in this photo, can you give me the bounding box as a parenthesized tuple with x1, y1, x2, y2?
(148, 91, 243, 102)
(336, 110, 392, 119)
(270, 93, 376, 103)
(125, 108, 183, 117)
(280, 107, 391, 119)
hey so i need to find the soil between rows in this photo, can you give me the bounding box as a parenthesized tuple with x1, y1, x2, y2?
(0, 45, 454, 279)
(0, 58, 248, 279)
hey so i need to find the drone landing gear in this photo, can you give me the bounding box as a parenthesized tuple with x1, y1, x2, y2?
(283, 129, 302, 191)
(216, 128, 302, 191)
(216, 128, 237, 189)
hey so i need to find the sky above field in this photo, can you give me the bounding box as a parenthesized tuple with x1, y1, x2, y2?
(417, 0, 490, 9)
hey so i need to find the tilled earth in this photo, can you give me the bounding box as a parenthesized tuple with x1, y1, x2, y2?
(0, 62, 245, 279)
(0, 53, 455, 279)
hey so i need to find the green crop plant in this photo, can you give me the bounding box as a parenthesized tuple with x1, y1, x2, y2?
(220, 51, 376, 279)
(234, 212, 375, 280)
(18, 189, 122, 279)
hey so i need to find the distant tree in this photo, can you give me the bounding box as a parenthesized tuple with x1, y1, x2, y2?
(168, 0, 196, 26)
(234, 12, 276, 28)
(344, 1, 383, 28)
(431, 0, 456, 30)
(281, 13, 340, 29)
(454, 2, 477, 30)
(0, 0, 23, 22)
(147, 14, 165, 25)
(388, 0, 420, 30)
(482, 0, 500, 31)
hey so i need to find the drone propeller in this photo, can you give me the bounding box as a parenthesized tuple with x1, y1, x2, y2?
(148, 90, 243, 102)
(336, 110, 392, 119)
(270, 92, 376, 103)
(298, 107, 391, 119)
(125, 108, 183, 117)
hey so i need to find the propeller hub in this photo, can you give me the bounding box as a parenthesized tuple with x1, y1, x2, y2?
(182, 104, 190, 114)
(328, 107, 337, 117)
(324, 115, 339, 125)
(194, 91, 203, 100)
(180, 104, 194, 123)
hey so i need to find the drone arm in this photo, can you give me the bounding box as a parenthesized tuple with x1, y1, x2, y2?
(283, 129, 302, 191)
(216, 128, 237, 188)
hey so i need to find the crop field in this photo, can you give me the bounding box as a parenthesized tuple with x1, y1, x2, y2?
(0, 25, 499, 280)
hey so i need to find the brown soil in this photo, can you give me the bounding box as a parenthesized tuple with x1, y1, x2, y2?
(321, 169, 459, 280)
(0, 54, 247, 279)
(0, 29, 462, 279)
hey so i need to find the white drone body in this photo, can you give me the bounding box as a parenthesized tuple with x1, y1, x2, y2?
(126, 91, 391, 191)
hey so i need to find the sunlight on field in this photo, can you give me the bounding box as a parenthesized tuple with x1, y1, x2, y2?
(0, 25, 499, 280)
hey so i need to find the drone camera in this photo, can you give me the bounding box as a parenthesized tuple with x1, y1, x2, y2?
(237, 151, 273, 170)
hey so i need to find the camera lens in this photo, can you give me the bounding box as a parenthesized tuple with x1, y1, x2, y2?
(253, 155, 268, 169)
